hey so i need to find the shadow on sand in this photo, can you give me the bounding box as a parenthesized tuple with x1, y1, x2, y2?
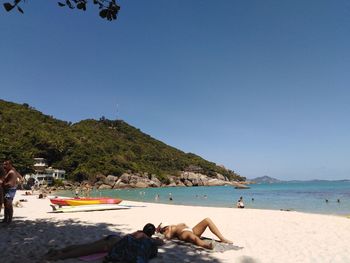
(0, 218, 223, 263)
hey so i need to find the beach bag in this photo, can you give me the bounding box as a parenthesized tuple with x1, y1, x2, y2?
(104, 235, 158, 263)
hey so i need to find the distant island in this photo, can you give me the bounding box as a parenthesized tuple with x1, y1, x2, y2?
(250, 176, 282, 184)
(250, 177, 350, 184)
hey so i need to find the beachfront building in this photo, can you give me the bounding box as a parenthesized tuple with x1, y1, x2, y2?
(25, 158, 66, 185)
(33, 157, 47, 172)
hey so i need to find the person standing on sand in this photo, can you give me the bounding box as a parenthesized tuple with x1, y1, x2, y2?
(0, 167, 5, 215)
(2, 160, 23, 224)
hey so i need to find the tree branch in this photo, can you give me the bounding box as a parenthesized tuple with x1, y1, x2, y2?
(2, 0, 121, 21)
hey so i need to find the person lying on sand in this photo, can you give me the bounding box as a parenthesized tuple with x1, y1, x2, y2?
(45, 223, 163, 261)
(156, 217, 232, 249)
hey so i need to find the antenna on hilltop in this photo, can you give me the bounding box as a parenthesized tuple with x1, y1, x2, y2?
(116, 103, 119, 120)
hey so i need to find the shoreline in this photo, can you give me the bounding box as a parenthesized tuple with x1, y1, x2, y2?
(54, 183, 350, 217)
(37, 186, 350, 220)
(1, 190, 350, 262)
(57, 194, 350, 218)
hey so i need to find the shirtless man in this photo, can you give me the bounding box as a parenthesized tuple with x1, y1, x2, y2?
(45, 223, 164, 261)
(156, 217, 232, 249)
(0, 168, 5, 214)
(2, 160, 23, 224)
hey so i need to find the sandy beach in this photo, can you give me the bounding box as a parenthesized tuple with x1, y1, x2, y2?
(1, 190, 350, 263)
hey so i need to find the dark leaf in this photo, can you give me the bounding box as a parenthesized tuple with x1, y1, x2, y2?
(17, 6, 23, 13)
(3, 3, 14, 11)
(99, 9, 107, 18)
(58, 2, 66, 7)
(77, 2, 86, 10)
(14, 0, 21, 4)
(107, 12, 112, 21)
(66, 0, 74, 9)
(77, 2, 84, 9)
(112, 12, 117, 20)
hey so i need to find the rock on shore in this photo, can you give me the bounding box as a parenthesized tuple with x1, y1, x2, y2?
(46, 171, 249, 192)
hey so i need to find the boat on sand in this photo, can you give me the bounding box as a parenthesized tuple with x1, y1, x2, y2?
(50, 197, 122, 206)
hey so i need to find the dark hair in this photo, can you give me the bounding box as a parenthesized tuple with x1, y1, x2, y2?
(143, 223, 156, 237)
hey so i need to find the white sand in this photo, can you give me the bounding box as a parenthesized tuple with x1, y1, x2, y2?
(1, 190, 350, 263)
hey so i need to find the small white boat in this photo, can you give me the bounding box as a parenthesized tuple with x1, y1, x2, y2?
(50, 204, 130, 213)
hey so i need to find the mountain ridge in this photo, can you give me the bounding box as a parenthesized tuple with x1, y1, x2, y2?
(0, 99, 244, 182)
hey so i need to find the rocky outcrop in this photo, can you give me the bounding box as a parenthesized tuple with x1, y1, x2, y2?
(180, 172, 207, 186)
(178, 171, 248, 188)
(111, 172, 164, 189)
(104, 175, 118, 187)
(45, 171, 248, 191)
(231, 181, 250, 189)
(98, 184, 113, 190)
(215, 173, 227, 181)
(150, 175, 162, 187)
(114, 181, 130, 189)
(207, 178, 225, 186)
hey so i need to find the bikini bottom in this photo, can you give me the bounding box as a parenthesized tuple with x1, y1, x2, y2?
(181, 228, 193, 233)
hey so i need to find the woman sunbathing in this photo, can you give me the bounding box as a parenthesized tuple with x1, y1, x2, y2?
(156, 217, 232, 249)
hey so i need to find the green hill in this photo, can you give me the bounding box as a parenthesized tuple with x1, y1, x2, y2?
(0, 99, 244, 182)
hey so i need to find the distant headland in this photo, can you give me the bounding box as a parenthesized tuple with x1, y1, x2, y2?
(0, 99, 246, 188)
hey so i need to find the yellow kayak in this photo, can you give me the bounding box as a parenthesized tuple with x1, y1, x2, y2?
(65, 198, 122, 206)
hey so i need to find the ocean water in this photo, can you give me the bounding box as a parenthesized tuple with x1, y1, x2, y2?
(61, 181, 350, 215)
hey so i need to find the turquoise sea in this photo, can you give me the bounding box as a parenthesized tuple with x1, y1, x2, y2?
(61, 180, 350, 215)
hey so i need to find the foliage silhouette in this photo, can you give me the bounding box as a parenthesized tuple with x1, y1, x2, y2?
(2, 0, 121, 21)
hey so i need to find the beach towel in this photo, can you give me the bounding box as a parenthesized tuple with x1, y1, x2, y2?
(171, 238, 243, 253)
(104, 235, 158, 263)
(212, 242, 243, 253)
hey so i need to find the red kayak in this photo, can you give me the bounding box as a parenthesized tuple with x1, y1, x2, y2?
(50, 197, 122, 206)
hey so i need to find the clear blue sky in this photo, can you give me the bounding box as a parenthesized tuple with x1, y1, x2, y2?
(1, 0, 350, 180)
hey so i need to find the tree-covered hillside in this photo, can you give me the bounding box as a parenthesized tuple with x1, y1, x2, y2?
(0, 99, 244, 182)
